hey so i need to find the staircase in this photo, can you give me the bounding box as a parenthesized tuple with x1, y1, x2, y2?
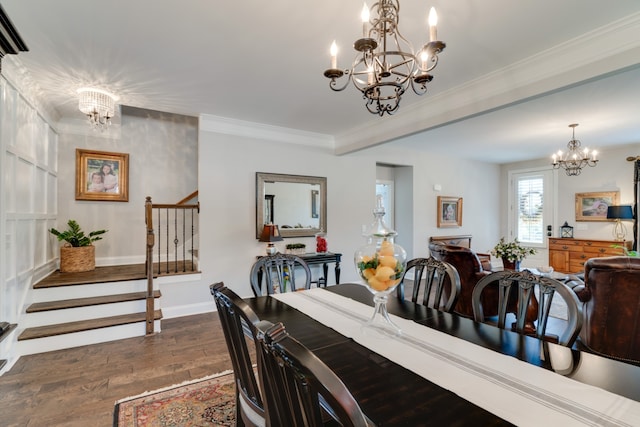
(17, 265, 163, 355)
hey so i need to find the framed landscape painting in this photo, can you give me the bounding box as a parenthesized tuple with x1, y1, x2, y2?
(75, 149, 129, 202)
(575, 191, 619, 221)
(437, 196, 463, 228)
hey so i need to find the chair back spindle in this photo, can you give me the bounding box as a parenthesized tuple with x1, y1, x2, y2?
(250, 253, 312, 296)
(397, 257, 461, 313)
(472, 270, 582, 346)
(256, 321, 372, 427)
(210, 282, 266, 426)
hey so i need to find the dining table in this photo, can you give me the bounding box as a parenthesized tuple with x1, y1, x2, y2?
(244, 283, 640, 426)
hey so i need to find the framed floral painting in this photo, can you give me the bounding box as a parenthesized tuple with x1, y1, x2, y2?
(75, 149, 129, 202)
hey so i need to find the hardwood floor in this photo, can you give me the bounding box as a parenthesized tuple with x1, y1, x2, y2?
(0, 312, 230, 427)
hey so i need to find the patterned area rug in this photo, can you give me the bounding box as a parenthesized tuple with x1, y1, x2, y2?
(114, 370, 236, 426)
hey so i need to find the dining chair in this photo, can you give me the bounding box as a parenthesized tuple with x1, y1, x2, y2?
(250, 253, 312, 296)
(255, 321, 373, 427)
(396, 257, 461, 313)
(471, 270, 583, 347)
(210, 282, 269, 427)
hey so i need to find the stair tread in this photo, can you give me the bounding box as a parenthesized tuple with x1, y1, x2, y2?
(34, 264, 148, 288)
(26, 291, 161, 313)
(18, 310, 163, 341)
(34, 262, 199, 288)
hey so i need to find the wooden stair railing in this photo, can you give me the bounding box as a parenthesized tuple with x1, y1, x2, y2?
(144, 195, 199, 334)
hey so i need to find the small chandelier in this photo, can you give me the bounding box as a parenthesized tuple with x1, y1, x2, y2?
(324, 1, 445, 116)
(551, 124, 598, 176)
(77, 88, 118, 131)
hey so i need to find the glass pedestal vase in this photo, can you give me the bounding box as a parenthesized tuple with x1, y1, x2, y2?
(363, 289, 403, 337)
(355, 239, 407, 337)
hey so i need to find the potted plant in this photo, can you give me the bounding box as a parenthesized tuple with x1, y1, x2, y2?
(49, 220, 107, 272)
(285, 243, 306, 255)
(490, 237, 536, 270)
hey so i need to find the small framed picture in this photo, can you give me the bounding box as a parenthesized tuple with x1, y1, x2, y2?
(575, 191, 619, 221)
(75, 149, 129, 202)
(437, 196, 463, 228)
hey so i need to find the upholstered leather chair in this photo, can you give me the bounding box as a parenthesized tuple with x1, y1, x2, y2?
(428, 242, 496, 317)
(578, 256, 640, 363)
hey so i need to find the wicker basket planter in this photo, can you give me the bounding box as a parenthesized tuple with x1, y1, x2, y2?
(60, 245, 95, 272)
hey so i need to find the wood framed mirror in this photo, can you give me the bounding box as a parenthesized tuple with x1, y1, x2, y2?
(256, 172, 327, 238)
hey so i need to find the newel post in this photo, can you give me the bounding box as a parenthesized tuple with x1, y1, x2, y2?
(145, 196, 155, 334)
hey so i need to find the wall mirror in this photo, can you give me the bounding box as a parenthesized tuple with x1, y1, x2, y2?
(256, 172, 327, 238)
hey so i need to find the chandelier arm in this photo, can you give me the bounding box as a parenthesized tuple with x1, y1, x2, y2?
(327, 72, 352, 92)
(410, 78, 429, 96)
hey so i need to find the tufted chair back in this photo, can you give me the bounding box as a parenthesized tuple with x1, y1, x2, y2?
(429, 242, 497, 317)
(580, 256, 640, 363)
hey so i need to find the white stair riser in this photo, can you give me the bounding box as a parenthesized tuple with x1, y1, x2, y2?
(30, 279, 152, 302)
(16, 320, 162, 356)
(23, 300, 160, 327)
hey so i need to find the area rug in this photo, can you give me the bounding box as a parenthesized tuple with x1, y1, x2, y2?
(113, 370, 236, 426)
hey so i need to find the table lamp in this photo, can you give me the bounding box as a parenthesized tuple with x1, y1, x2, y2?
(606, 205, 634, 241)
(259, 224, 283, 255)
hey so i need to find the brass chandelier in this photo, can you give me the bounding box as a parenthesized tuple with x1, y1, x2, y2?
(551, 124, 598, 176)
(323, 1, 445, 116)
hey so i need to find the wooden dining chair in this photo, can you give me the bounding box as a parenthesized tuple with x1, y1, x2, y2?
(396, 257, 461, 313)
(255, 321, 372, 427)
(250, 253, 312, 296)
(210, 282, 269, 427)
(471, 270, 583, 347)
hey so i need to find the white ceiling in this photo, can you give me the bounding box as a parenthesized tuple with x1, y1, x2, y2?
(2, 0, 640, 163)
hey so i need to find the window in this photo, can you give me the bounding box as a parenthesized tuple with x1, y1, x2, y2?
(510, 169, 554, 248)
(376, 180, 395, 229)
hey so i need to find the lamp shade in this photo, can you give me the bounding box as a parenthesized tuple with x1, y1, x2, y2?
(259, 224, 283, 243)
(606, 205, 634, 220)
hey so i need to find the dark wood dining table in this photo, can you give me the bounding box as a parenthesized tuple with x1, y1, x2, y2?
(244, 283, 640, 426)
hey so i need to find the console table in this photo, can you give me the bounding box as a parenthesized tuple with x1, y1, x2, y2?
(297, 252, 341, 286)
(548, 237, 631, 273)
(256, 252, 341, 287)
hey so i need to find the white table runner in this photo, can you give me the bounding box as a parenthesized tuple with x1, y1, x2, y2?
(273, 288, 640, 427)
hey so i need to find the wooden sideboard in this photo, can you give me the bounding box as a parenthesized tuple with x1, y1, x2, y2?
(548, 237, 631, 273)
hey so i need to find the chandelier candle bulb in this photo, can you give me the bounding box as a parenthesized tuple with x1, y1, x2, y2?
(330, 41, 337, 69)
(361, 3, 370, 37)
(428, 7, 438, 41)
(421, 50, 428, 70)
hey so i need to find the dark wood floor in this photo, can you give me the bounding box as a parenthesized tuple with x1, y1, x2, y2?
(0, 312, 229, 427)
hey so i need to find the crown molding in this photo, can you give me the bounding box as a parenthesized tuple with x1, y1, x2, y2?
(335, 12, 640, 155)
(199, 113, 334, 148)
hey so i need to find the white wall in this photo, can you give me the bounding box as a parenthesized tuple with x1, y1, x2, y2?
(198, 115, 502, 299)
(501, 143, 640, 266)
(56, 107, 198, 265)
(502, 144, 640, 238)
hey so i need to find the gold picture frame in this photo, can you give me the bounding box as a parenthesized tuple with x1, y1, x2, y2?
(575, 191, 619, 221)
(75, 149, 129, 202)
(437, 196, 463, 228)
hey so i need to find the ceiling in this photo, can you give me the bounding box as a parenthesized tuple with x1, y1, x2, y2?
(2, 0, 640, 163)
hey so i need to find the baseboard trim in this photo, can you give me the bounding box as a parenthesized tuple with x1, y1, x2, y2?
(161, 302, 214, 319)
